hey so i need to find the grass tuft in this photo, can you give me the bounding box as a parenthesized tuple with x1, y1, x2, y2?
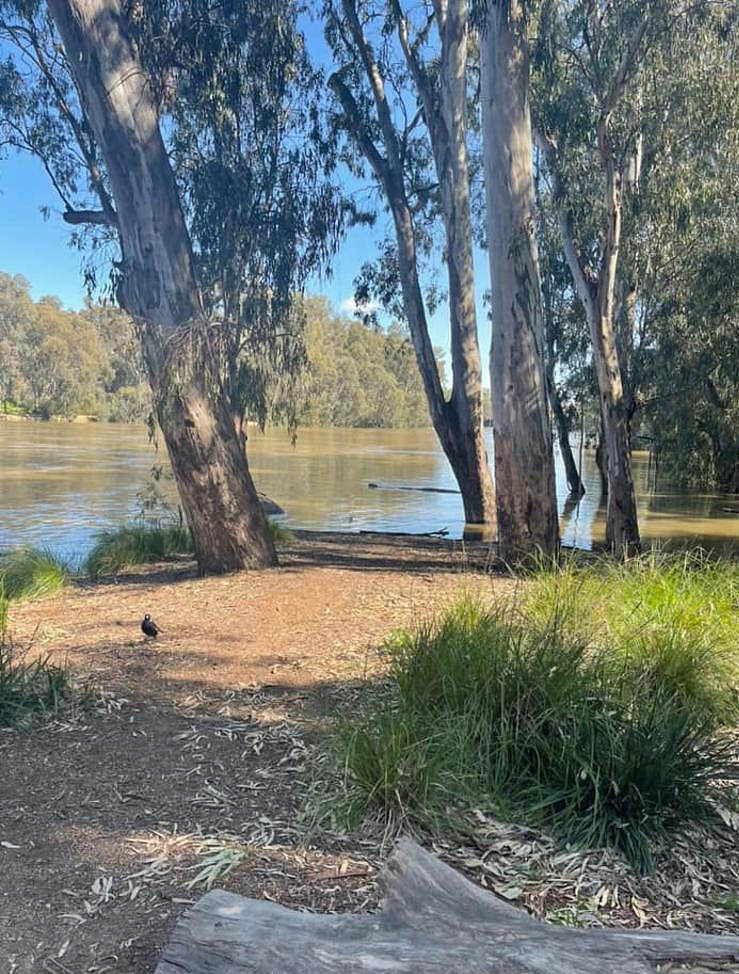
(0, 589, 73, 727)
(333, 555, 739, 871)
(268, 519, 294, 544)
(85, 518, 293, 577)
(0, 547, 71, 601)
(84, 524, 192, 578)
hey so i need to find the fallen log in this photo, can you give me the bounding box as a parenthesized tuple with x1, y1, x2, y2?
(368, 481, 461, 494)
(358, 527, 450, 537)
(155, 839, 739, 974)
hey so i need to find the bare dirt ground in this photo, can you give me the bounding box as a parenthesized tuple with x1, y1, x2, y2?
(0, 533, 499, 974)
(3, 532, 739, 974)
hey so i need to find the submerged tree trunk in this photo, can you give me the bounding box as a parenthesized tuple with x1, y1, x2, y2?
(434, 0, 495, 526)
(590, 121, 640, 556)
(543, 124, 640, 557)
(547, 376, 584, 498)
(480, 0, 558, 560)
(48, 0, 276, 572)
(389, 189, 492, 524)
(595, 416, 608, 495)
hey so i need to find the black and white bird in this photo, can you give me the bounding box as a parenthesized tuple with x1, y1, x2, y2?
(141, 614, 160, 639)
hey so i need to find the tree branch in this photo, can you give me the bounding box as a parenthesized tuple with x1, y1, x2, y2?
(340, 0, 402, 171)
(535, 130, 597, 322)
(62, 207, 118, 227)
(328, 72, 388, 182)
(602, 10, 651, 117)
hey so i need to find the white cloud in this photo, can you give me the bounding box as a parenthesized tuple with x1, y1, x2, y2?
(340, 296, 381, 316)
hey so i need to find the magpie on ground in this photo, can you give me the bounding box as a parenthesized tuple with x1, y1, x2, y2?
(141, 614, 160, 638)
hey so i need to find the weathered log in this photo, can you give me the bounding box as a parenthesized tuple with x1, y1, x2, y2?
(155, 839, 739, 974)
(368, 482, 461, 495)
(359, 528, 450, 537)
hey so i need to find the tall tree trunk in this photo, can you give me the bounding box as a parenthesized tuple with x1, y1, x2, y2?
(542, 269, 584, 499)
(590, 123, 640, 556)
(544, 126, 640, 557)
(48, 0, 276, 573)
(547, 374, 585, 498)
(479, 0, 558, 560)
(389, 187, 492, 523)
(330, 0, 495, 526)
(595, 415, 608, 495)
(435, 0, 496, 526)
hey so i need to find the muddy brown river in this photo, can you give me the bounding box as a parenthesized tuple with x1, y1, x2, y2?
(1, 420, 738, 562)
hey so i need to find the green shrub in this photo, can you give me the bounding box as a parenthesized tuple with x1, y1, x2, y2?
(0, 548, 70, 601)
(268, 520, 294, 544)
(0, 591, 72, 726)
(521, 552, 739, 724)
(336, 558, 739, 871)
(85, 518, 292, 577)
(84, 523, 193, 578)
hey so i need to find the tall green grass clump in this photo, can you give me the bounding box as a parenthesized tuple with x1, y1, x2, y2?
(0, 588, 72, 726)
(338, 556, 739, 871)
(268, 520, 294, 544)
(85, 518, 293, 577)
(0, 547, 70, 600)
(85, 523, 193, 577)
(521, 551, 739, 724)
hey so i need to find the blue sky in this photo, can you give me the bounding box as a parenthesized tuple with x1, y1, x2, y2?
(0, 12, 494, 383)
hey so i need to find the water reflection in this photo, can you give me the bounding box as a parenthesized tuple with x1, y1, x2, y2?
(1, 420, 737, 560)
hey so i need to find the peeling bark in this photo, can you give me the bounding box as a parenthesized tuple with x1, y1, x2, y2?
(331, 0, 495, 526)
(48, 0, 276, 572)
(480, 0, 558, 560)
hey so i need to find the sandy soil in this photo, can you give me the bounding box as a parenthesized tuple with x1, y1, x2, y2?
(0, 532, 500, 974)
(4, 532, 739, 974)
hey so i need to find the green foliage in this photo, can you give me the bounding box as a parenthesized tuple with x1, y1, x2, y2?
(85, 518, 292, 577)
(0, 642, 72, 728)
(0, 277, 431, 429)
(0, 591, 72, 727)
(0, 274, 150, 421)
(335, 558, 739, 871)
(268, 520, 295, 544)
(534, 3, 739, 491)
(299, 297, 431, 428)
(0, 1, 344, 436)
(0, 548, 70, 601)
(84, 524, 193, 578)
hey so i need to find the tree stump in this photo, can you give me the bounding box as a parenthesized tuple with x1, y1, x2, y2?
(155, 839, 739, 973)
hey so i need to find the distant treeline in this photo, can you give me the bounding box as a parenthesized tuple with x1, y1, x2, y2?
(0, 277, 437, 428)
(0, 273, 148, 422)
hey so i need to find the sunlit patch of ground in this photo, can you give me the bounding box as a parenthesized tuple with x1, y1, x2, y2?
(3, 533, 739, 974)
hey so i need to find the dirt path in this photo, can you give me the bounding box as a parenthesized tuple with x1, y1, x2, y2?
(1, 533, 499, 974)
(4, 533, 739, 974)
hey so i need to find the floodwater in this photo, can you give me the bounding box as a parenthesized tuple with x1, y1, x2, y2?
(1, 420, 738, 562)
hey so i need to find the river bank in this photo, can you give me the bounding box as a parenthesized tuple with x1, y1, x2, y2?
(3, 533, 739, 974)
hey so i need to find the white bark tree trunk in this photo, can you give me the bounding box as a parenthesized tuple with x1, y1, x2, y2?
(480, 0, 558, 561)
(432, 0, 496, 526)
(331, 0, 495, 526)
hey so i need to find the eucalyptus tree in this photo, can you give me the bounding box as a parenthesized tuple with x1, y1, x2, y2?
(531, 1, 739, 521)
(529, 0, 667, 556)
(630, 9, 739, 491)
(323, 0, 496, 526)
(536, 184, 588, 498)
(0, 0, 340, 573)
(477, 0, 558, 557)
